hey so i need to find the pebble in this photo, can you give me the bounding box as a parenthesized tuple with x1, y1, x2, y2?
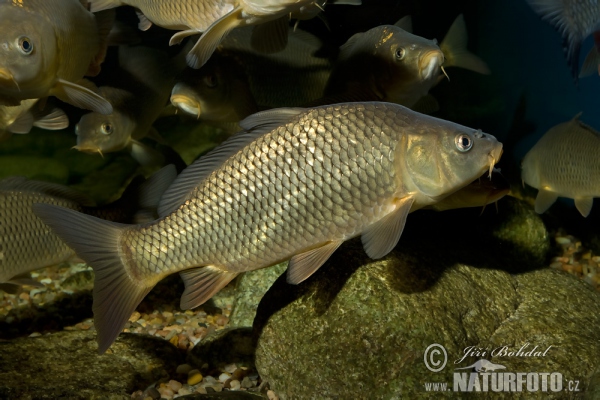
(241, 377, 253, 389)
(157, 387, 174, 399)
(176, 364, 193, 375)
(267, 390, 279, 400)
(218, 372, 231, 383)
(187, 370, 203, 385)
(230, 379, 241, 390)
(167, 380, 182, 393)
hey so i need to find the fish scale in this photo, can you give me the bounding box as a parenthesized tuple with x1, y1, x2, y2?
(124, 105, 401, 277)
(0, 192, 80, 283)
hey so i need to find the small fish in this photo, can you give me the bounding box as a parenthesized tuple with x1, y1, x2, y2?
(526, 0, 600, 80)
(170, 50, 258, 129)
(34, 102, 502, 352)
(322, 14, 490, 109)
(522, 113, 600, 217)
(220, 26, 332, 108)
(0, 99, 69, 142)
(0, 0, 114, 114)
(90, 0, 325, 69)
(426, 169, 510, 212)
(74, 45, 184, 166)
(0, 165, 176, 291)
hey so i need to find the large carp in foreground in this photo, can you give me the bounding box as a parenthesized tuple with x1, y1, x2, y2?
(34, 102, 503, 352)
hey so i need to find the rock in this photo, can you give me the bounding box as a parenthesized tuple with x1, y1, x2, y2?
(229, 263, 287, 328)
(0, 330, 183, 399)
(254, 199, 599, 399)
(176, 392, 267, 399)
(187, 328, 255, 371)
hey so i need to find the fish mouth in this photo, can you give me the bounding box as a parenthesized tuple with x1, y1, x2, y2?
(72, 144, 104, 158)
(419, 50, 444, 80)
(171, 94, 201, 119)
(0, 68, 19, 91)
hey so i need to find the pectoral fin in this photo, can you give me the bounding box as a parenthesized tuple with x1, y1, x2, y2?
(251, 17, 289, 54)
(534, 189, 558, 214)
(179, 266, 238, 309)
(287, 240, 343, 284)
(362, 196, 414, 259)
(187, 7, 243, 69)
(52, 79, 113, 115)
(575, 197, 594, 217)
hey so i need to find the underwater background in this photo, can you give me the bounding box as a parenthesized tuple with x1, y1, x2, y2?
(0, 0, 599, 399)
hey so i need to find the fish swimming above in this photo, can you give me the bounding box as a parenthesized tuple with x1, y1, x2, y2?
(526, 0, 600, 80)
(426, 169, 510, 212)
(0, 99, 69, 142)
(321, 14, 490, 109)
(522, 113, 600, 217)
(0, 0, 114, 114)
(74, 45, 185, 166)
(0, 166, 176, 292)
(89, 0, 351, 69)
(220, 26, 332, 108)
(170, 49, 259, 129)
(35, 102, 502, 353)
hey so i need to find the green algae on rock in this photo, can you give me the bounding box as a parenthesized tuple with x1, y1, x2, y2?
(229, 263, 288, 328)
(253, 200, 598, 399)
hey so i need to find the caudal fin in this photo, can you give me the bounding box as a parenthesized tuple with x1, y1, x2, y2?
(32, 204, 151, 353)
(440, 14, 491, 75)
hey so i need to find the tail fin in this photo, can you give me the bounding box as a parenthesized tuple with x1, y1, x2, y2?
(32, 204, 151, 353)
(440, 14, 491, 75)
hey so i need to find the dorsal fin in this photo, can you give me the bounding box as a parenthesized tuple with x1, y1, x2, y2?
(158, 108, 305, 217)
(394, 15, 412, 32)
(339, 32, 364, 57)
(0, 177, 96, 207)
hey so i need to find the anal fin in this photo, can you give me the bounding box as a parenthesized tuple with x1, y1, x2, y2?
(179, 266, 238, 309)
(287, 240, 343, 284)
(7, 111, 34, 134)
(575, 197, 594, 217)
(361, 196, 414, 259)
(136, 9, 152, 31)
(534, 188, 558, 214)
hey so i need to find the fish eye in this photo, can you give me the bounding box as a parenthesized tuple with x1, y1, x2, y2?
(204, 74, 218, 88)
(17, 36, 33, 55)
(395, 47, 406, 61)
(455, 134, 473, 152)
(101, 123, 113, 135)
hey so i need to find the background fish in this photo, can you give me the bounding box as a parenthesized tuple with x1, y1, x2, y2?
(75, 45, 185, 166)
(0, 165, 176, 290)
(34, 102, 502, 352)
(0, 0, 114, 114)
(220, 26, 332, 108)
(526, 0, 600, 80)
(90, 0, 321, 69)
(426, 169, 510, 212)
(522, 113, 600, 217)
(170, 49, 258, 130)
(0, 99, 69, 142)
(321, 14, 490, 109)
